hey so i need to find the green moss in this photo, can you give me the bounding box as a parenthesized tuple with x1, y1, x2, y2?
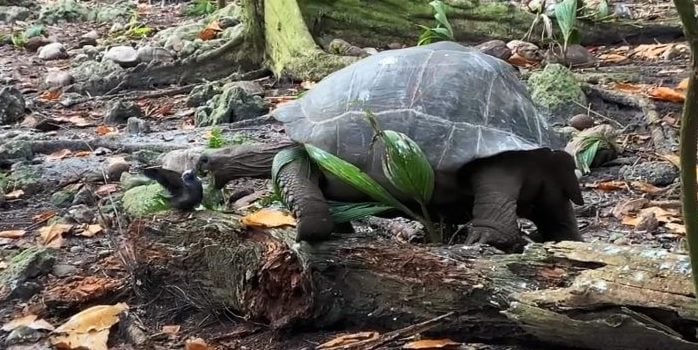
(51, 189, 75, 208)
(2, 164, 42, 194)
(527, 63, 587, 118)
(0, 247, 55, 288)
(122, 183, 170, 218)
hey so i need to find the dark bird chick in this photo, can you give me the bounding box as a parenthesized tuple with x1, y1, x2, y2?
(142, 167, 203, 211)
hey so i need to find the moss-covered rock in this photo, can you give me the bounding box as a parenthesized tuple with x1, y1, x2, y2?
(527, 63, 587, 119)
(39, 0, 134, 24)
(2, 164, 42, 194)
(51, 188, 75, 208)
(195, 83, 269, 127)
(0, 247, 55, 299)
(122, 183, 170, 218)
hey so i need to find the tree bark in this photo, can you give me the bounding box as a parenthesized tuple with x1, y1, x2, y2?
(125, 210, 698, 350)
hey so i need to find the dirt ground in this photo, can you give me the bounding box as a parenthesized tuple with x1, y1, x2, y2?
(0, 0, 694, 349)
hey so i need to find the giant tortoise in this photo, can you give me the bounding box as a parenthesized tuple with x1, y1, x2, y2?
(197, 41, 585, 252)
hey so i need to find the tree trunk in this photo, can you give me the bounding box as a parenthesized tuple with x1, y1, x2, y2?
(125, 210, 698, 350)
(73, 0, 684, 95)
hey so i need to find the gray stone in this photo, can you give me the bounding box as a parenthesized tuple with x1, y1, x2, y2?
(136, 45, 174, 63)
(5, 326, 43, 345)
(24, 37, 52, 52)
(104, 100, 144, 125)
(38, 0, 89, 24)
(0, 86, 26, 125)
(81, 44, 100, 59)
(38, 42, 68, 60)
(51, 189, 75, 208)
(0, 6, 30, 23)
(160, 148, 203, 174)
(126, 117, 150, 134)
(51, 263, 78, 277)
(187, 83, 219, 107)
(329, 38, 367, 57)
(105, 158, 130, 181)
(78, 30, 99, 47)
(620, 161, 678, 186)
(0, 247, 55, 299)
(44, 71, 74, 88)
(65, 204, 94, 223)
(195, 82, 270, 126)
(103, 45, 139, 67)
(72, 186, 96, 205)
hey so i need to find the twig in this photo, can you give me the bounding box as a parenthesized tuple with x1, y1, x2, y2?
(571, 100, 624, 128)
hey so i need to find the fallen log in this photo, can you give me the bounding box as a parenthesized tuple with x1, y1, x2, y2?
(124, 210, 698, 350)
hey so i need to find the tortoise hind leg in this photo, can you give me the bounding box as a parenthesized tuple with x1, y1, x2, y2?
(273, 149, 335, 242)
(463, 159, 528, 253)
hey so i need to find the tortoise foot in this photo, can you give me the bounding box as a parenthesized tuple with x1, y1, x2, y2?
(465, 221, 528, 253)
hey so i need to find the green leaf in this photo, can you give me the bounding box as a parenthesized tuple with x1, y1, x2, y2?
(329, 201, 394, 223)
(430, 0, 454, 39)
(24, 25, 45, 40)
(304, 144, 416, 217)
(555, 0, 578, 49)
(597, 0, 610, 18)
(576, 139, 601, 174)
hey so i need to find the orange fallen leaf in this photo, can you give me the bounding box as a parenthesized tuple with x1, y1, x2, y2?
(318, 332, 380, 348)
(598, 53, 629, 64)
(630, 181, 664, 194)
(612, 82, 645, 93)
(5, 189, 24, 199)
(73, 150, 92, 157)
(665, 222, 686, 234)
(162, 325, 180, 335)
(198, 21, 222, 41)
(507, 53, 537, 68)
(78, 224, 103, 237)
(677, 77, 689, 91)
(595, 181, 627, 191)
(33, 211, 57, 223)
(46, 149, 73, 161)
(95, 125, 118, 136)
(40, 89, 63, 101)
(240, 208, 297, 229)
(0, 230, 26, 239)
(38, 223, 73, 248)
(649, 86, 686, 103)
(51, 303, 128, 350)
(403, 338, 461, 349)
(95, 184, 119, 197)
(622, 206, 681, 228)
(630, 43, 672, 60)
(185, 337, 210, 350)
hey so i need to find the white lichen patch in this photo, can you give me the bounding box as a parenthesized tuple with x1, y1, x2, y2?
(632, 271, 647, 282)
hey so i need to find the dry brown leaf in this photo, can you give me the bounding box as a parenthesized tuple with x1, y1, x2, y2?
(2, 314, 55, 332)
(54, 303, 129, 334)
(403, 338, 461, 349)
(38, 223, 73, 247)
(185, 337, 210, 350)
(665, 222, 686, 234)
(73, 151, 92, 157)
(198, 20, 222, 42)
(40, 89, 63, 101)
(95, 184, 119, 197)
(611, 198, 649, 220)
(623, 206, 681, 228)
(677, 78, 689, 91)
(46, 149, 73, 161)
(318, 332, 381, 348)
(0, 230, 26, 239)
(598, 53, 629, 64)
(507, 53, 537, 68)
(78, 224, 103, 237)
(95, 125, 118, 136)
(162, 325, 180, 335)
(5, 189, 24, 199)
(649, 87, 685, 103)
(612, 82, 646, 93)
(51, 329, 109, 350)
(33, 211, 57, 223)
(630, 181, 664, 194)
(661, 154, 681, 168)
(240, 208, 296, 229)
(595, 181, 627, 191)
(630, 44, 671, 60)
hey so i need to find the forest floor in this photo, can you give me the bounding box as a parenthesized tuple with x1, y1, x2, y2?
(0, 0, 693, 349)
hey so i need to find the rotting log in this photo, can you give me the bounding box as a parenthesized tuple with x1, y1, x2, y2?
(125, 210, 698, 350)
(76, 0, 683, 94)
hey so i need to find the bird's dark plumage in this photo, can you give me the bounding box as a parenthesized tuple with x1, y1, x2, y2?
(142, 167, 203, 210)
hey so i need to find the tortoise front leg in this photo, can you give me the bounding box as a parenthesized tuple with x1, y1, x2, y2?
(273, 149, 335, 242)
(464, 162, 528, 253)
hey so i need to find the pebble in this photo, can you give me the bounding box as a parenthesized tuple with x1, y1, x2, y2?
(103, 45, 139, 67)
(38, 42, 68, 60)
(44, 71, 74, 88)
(127, 117, 151, 134)
(569, 114, 594, 130)
(24, 36, 52, 52)
(106, 158, 130, 181)
(78, 30, 99, 47)
(104, 100, 144, 125)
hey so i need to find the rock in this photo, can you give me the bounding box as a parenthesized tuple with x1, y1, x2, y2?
(620, 161, 678, 186)
(136, 45, 174, 63)
(0, 247, 55, 299)
(71, 60, 123, 83)
(104, 100, 144, 125)
(5, 326, 43, 345)
(507, 40, 543, 62)
(569, 114, 594, 130)
(0, 86, 26, 125)
(527, 63, 587, 119)
(476, 40, 512, 61)
(78, 30, 99, 47)
(72, 186, 96, 205)
(103, 45, 139, 68)
(65, 204, 95, 223)
(126, 117, 150, 134)
(0, 6, 31, 23)
(122, 183, 170, 217)
(38, 0, 89, 24)
(81, 45, 100, 59)
(44, 71, 74, 88)
(195, 83, 270, 126)
(106, 157, 130, 181)
(24, 36, 52, 52)
(230, 80, 265, 96)
(329, 38, 367, 57)
(52, 263, 78, 278)
(38, 42, 68, 60)
(218, 16, 240, 28)
(187, 83, 220, 107)
(362, 47, 379, 55)
(387, 42, 404, 50)
(160, 148, 203, 174)
(545, 44, 597, 67)
(51, 189, 75, 208)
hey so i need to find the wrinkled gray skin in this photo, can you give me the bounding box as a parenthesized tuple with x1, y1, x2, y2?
(198, 41, 585, 253)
